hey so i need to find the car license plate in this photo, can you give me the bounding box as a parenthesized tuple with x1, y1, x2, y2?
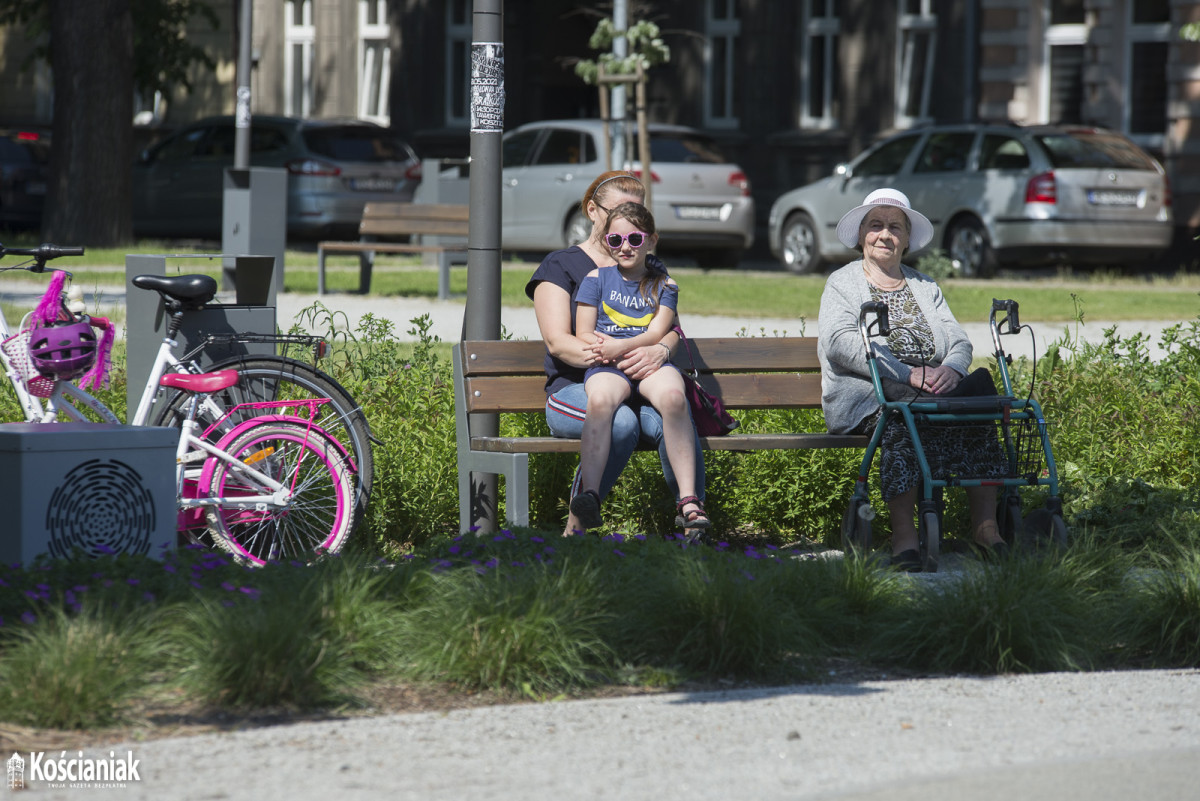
(350, 177, 397, 192)
(675, 205, 722, 221)
(1087, 189, 1140, 207)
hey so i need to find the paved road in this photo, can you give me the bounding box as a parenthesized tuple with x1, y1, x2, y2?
(17, 669, 1200, 800)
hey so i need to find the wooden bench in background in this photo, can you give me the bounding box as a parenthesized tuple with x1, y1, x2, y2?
(317, 202, 469, 299)
(453, 337, 869, 533)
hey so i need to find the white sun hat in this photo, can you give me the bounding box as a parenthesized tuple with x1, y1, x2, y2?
(835, 188, 934, 251)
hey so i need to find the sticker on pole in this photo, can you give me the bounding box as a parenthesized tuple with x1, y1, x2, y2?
(471, 42, 504, 133)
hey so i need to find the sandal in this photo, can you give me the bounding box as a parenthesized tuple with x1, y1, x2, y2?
(569, 489, 603, 530)
(674, 495, 711, 530)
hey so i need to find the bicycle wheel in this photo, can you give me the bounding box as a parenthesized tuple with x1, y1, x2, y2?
(204, 421, 356, 566)
(153, 356, 373, 518)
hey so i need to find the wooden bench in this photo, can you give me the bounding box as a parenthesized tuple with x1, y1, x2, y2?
(317, 202, 469, 299)
(453, 337, 870, 533)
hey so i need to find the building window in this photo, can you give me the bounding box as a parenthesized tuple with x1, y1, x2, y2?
(284, 0, 314, 118)
(359, 0, 390, 124)
(895, 0, 937, 127)
(704, 0, 740, 129)
(800, 0, 839, 129)
(1125, 0, 1169, 143)
(1042, 1, 1086, 123)
(446, 0, 471, 126)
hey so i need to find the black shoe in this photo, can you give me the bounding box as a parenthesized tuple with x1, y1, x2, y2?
(975, 540, 1011, 562)
(569, 489, 603, 530)
(889, 548, 923, 573)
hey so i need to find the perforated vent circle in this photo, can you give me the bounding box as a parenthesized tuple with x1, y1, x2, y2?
(45, 459, 160, 558)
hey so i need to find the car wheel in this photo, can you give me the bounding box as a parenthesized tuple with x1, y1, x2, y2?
(946, 216, 997, 278)
(780, 212, 822, 274)
(564, 209, 591, 249)
(693, 248, 744, 270)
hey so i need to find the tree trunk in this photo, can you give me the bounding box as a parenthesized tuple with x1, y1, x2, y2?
(44, 0, 134, 246)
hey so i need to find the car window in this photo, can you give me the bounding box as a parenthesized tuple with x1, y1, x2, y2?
(151, 127, 210, 163)
(649, 133, 726, 164)
(854, 134, 919, 177)
(1035, 131, 1159, 170)
(502, 129, 540, 168)
(980, 135, 1031, 170)
(533, 129, 589, 166)
(302, 127, 414, 162)
(251, 127, 290, 154)
(199, 125, 236, 157)
(913, 132, 974, 173)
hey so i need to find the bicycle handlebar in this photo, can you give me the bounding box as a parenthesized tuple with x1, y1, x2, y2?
(0, 242, 86, 272)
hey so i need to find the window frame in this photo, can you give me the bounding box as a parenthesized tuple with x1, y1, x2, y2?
(284, 0, 314, 119)
(800, 0, 840, 130)
(1123, 2, 1170, 149)
(358, 0, 391, 125)
(445, 0, 471, 127)
(703, 0, 741, 129)
(895, 0, 938, 128)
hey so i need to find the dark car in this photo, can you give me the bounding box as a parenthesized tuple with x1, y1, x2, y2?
(132, 115, 421, 240)
(0, 129, 50, 230)
(768, 123, 1174, 276)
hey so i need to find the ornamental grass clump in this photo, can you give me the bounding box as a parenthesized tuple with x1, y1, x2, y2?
(0, 604, 170, 730)
(615, 550, 819, 680)
(171, 557, 402, 710)
(1117, 551, 1200, 667)
(870, 551, 1108, 674)
(394, 559, 616, 695)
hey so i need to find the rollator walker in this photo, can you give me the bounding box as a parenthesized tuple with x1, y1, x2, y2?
(842, 299, 1067, 573)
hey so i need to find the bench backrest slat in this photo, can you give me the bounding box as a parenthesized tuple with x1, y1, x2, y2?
(458, 338, 826, 415)
(360, 202, 470, 238)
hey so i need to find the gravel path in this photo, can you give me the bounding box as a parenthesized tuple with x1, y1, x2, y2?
(17, 669, 1200, 799)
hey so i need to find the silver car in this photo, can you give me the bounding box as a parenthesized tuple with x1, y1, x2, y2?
(499, 119, 755, 269)
(132, 115, 421, 240)
(768, 124, 1173, 276)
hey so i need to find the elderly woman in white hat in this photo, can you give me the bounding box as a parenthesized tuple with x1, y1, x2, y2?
(817, 188, 1006, 572)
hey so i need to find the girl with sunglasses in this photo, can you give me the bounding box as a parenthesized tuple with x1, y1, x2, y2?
(524, 171, 705, 537)
(569, 202, 710, 532)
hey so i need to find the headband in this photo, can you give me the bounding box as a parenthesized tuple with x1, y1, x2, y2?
(591, 173, 636, 202)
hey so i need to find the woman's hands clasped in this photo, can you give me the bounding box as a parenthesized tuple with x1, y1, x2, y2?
(907, 363, 962, 395)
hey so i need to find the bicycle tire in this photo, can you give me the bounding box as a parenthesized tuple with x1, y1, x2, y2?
(48, 381, 122, 424)
(204, 421, 356, 566)
(152, 356, 373, 518)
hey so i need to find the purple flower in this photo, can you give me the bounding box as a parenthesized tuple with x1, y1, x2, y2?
(126, 578, 140, 586)
(162, 562, 178, 574)
(530, 536, 545, 544)
(73, 584, 89, 593)
(238, 587, 261, 599)
(221, 581, 236, 592)
(190, 580, 203, 590)
(448, 545, 461, 554)
(95, 543, 116, 555)
(20, 611, 36, 625)
(613, 549, 626, 558)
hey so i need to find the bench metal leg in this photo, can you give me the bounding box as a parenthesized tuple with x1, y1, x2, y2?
(317, 249, 327, 295)
(457, 452, 530, 533)
(358, 250, 375, 294)
(437, 251, 450, 301)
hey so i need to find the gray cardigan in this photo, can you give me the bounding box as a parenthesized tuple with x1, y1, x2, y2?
(817, 260, 973, 433)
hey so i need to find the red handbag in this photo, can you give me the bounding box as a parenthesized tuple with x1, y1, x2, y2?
(676, 329, 739, 437)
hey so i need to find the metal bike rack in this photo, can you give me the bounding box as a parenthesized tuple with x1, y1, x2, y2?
(124, 254, 277, 424)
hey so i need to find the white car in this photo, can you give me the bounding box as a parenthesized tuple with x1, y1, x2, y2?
(768, 124, 1173, 276)
(498, 119, 755, 269)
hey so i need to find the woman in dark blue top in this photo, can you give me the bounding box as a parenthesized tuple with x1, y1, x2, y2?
(524, 171, 705, 536)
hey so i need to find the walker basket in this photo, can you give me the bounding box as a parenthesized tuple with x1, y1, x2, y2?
(1, 328, 56, 398)
(917, 412, 1048, 484)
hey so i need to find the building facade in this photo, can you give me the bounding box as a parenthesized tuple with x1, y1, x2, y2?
(1, 0, 1197, 244)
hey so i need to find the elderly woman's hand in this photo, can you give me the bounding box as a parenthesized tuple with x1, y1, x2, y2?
(617, 341, 668, 380)
(908, 363, 962, 395)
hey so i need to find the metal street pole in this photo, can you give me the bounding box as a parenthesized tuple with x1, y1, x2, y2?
(234, 0, 252, 168)
(463, 0, 504, 533)
(611, 0, 627, 168)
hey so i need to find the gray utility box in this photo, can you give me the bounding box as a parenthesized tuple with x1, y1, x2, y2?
(125, 254, 277, 424)
(223, 166, 287, 301)
(0, 423, 177, 563)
